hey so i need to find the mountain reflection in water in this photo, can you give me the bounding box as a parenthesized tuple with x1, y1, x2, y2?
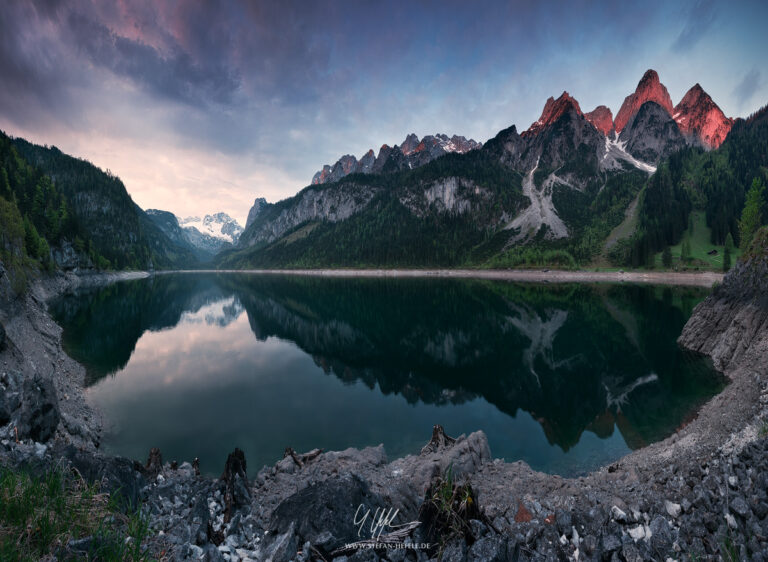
(49, 274, 725, 476)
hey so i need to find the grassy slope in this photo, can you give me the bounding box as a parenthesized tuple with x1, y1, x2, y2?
(652, 210, 741, 270)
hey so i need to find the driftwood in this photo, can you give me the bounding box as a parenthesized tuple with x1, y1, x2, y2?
(134, 447, 163, 478)
(330, 521, 422, 557)
(283, 447, 323, 468)
(420, 425, 456, 455)
(220, 448, 249, 523)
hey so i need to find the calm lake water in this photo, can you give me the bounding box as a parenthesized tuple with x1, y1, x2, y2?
(49, 274, 725, 477)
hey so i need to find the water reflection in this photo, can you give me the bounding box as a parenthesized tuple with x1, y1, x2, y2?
(49, 274, 724, 476)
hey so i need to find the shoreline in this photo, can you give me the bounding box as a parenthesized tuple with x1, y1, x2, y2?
(2, 266, 766, 560)
(159, 268, 724, 287)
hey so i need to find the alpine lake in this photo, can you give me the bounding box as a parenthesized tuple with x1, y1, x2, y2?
(48, 273, 726, 478)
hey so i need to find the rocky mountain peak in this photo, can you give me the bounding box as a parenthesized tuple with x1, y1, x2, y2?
(523, 91, 583, 137)
(245, 197, 269, 229)
(584, 105, 614, 136)
(311, 134, 481, 185)
(614, 69, 674, 133)
(400, 133, 421, 155)
(673, 84, 734, 149)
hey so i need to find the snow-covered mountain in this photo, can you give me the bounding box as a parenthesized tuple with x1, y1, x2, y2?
(145, 210, 244, 260)
(178, 213, 244, 245)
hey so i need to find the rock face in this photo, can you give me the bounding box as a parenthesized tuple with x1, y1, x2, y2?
(311, 133, 481, 185)
(523, 91, 583, 137)
(245, 197, 269, 229)
(614, 69, 675, 133)
(619, 101, 687, 163)
(239, 182, 379, 247)
(50, 240, 93, 271)
(679, 228, 768, 371)
(673, 83, 734, 149)
(585, 105, 614, 136)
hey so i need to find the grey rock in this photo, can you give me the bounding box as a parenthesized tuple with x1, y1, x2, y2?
(601, 532, 622, 554)
(261, 522, 298, 562)
(18, 372, 60, 442)
(610, 505, 628, 522)
(468, 536, 508, 562)
(649, 515, 673, 555)
(267, 474, 386, 558)
(439, 539, 467, 562)
(0, 389, 11, 425)
(730, 496, 751, 518)
(664, 500, 682, 518)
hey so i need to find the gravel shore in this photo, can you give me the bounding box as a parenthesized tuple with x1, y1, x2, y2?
(169, 268, 724, 287)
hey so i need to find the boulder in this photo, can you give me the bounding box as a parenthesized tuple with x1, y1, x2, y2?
(58, 445, 146, 510)
(266, 473, 387, 558)
(18, 372, 60, 442)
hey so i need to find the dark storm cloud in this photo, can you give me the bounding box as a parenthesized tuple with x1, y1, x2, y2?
(65, 9, 240, 107)
(0, 2, 85, 127)
(0, 0, 337, 119)
(732, 68, 761, 109)
(672, 0, 716, 52)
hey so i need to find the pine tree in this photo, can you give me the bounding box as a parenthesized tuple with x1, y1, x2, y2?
(662, 246, 672, 268)
(681, 238, 692, 262)
(739, 178, 766, 251)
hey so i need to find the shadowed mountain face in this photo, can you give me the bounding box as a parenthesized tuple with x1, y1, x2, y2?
(49, 274, 724, 474)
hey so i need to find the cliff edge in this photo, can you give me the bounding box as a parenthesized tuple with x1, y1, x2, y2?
(679, 226, 768, 372)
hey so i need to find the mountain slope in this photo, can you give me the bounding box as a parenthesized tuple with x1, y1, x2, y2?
(145, 209, 215, 262)
(621, 104, 768, 266)
(11, 137, 198, 269)
(1, 131, 108, 289)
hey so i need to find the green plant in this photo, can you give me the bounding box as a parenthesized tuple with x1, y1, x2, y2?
(0, 466, 151, 561)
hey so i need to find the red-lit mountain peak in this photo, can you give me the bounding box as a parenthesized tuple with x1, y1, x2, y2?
(614, 69, 674, 133)
(673, 83, 734, 149)
(523, 91, 583, 137)
(584, 105, 614, 136)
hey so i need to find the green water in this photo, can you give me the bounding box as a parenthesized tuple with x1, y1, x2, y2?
(48, 274, 725, 477)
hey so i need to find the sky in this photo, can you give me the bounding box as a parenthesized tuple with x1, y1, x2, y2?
(1, 0, 767, 226)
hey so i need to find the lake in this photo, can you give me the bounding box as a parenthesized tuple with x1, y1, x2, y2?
(48, 273, 725, 477)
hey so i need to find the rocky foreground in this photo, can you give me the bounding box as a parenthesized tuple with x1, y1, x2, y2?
(1, 251, 767, 560)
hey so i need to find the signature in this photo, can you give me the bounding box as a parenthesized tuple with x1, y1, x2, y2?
(353, 504, 402, 539)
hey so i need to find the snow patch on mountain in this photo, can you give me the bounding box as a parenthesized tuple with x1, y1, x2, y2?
(178, 213, 243, 245)
(601, 133, 657, 174)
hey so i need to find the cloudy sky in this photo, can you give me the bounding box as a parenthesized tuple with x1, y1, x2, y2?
(1, 0, 766, 225)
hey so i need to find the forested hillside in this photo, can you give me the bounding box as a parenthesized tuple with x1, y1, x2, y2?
(623, 105, 768, 266)
(11, 137, 199, 270)
(0, 133, 106, 291)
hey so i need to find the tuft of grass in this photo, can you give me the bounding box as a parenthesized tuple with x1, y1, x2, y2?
(419, 464, 486, 556)
(0, 466, 151, 561)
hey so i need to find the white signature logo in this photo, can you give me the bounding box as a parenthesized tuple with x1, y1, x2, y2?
(353, 504, 402, 539)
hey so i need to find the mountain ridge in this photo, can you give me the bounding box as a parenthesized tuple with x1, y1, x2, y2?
(226, 69, 756, 271)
